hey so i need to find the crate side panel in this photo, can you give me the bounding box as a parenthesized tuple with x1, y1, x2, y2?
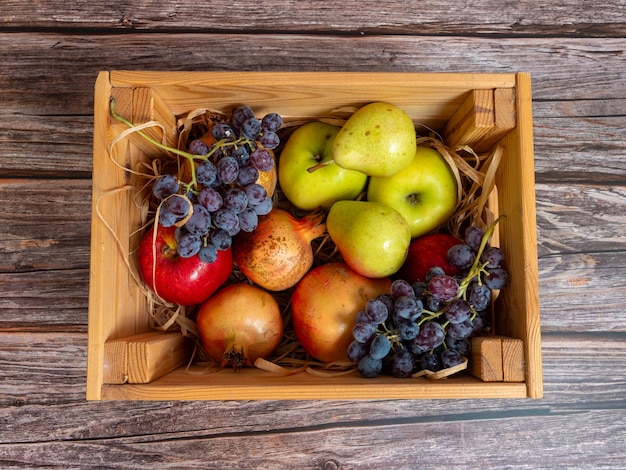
(493, 73, 542, 398)
(111, 72, 515, 129)
(88, 77, 155, 399)
(100, 368, 528, 400)
(109, 71, 517, 90)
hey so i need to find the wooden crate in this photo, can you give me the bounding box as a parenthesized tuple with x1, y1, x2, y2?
(87, 71, 542, 400)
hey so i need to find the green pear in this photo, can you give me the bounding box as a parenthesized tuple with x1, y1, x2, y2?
(331, 102, 417, 177)
(327, 200, 411, 278)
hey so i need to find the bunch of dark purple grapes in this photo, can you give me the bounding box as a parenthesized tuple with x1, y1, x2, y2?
(151, 105, 283, 264)
(348, 221, 510, 378)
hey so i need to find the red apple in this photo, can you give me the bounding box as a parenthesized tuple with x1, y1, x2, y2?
(291, 262, 391, 363)
(399, 233, 462, 283)
(137, 224, 233, 306)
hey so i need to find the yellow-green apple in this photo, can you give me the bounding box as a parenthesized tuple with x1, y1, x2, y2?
(367, 146, 458, 238)
(291, 262, 391, 363)
(138, 224, 233, 306)
(278, 121, 368, 210)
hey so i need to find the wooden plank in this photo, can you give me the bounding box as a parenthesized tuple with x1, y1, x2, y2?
(0, 113, 93, 177)
(533, 115, 626, 182)
(1, 409, 625, 468)
(126, 332, 190, 383)
(0, 179, 92, 272)
(1, 34, 626, 118)
(0, 331, 88, 406)
(87, 71, 151, 400)
(502, 337, 525, 382)
(493, 72, 542, 398)
(474, 87, 517, 152)
(100, 373, 528, 401)
(535, 183, 626, 258)
(102, 336, 128, 384)
(0, 0, 624, 37)
(0, 270, 89, 327)
(439, 85, 515, 152)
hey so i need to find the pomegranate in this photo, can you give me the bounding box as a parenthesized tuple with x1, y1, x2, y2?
(291, 262, 392, 363)
(233, 208, 326, 291)
(196, 282, 283, 370)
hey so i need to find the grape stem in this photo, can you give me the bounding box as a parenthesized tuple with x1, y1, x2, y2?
(417, 310, 440, 325)
(420, 215, 506, 324)
(109, 98, 256, 192)
(109, 98, 200, 161)
(377, 322, 401, 347)
(455, 215, 506, 301)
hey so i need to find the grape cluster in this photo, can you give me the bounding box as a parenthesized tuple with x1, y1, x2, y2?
(348, 222, 510, 378)
(151, 105, 282, 263)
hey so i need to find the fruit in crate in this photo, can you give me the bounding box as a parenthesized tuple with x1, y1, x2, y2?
(291, 262, 392, 363)
(110, 102, 281, 259)
(278, 121, 368, 210)
(399, 233, 463, 283)
(331, 102, 417, 177)
(111, 103, 286, 305)
(256, 153, 278, 197)
(196, 282, 283, 370)
(348, 220, 510, 379)
(367, 146, 458, 238)
(234, 208, 327, 291)
(137, 224, 233, 306)
(326, 200, 411, 278)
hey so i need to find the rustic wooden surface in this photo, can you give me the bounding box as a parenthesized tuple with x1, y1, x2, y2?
(1, 1, 625, 468)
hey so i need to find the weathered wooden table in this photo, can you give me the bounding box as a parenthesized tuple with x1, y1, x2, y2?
(1, 2, 625, 467)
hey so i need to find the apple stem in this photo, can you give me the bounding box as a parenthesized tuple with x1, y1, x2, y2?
(109, 98, 257, 193)
(306, 159, 336, 173)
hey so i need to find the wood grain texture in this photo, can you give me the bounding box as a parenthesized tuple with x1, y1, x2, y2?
(0, 114, 94, 178)
(1, 0, 625, 465)
(1, 34, 624, 183)
(3, 411, 625, 469)
(1, 34, 625, 115)
(1, 0, 625, 36)
(0, 179, 92, 272)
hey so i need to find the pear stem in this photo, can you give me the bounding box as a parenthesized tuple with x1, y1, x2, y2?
(307, 159, 336, 173)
